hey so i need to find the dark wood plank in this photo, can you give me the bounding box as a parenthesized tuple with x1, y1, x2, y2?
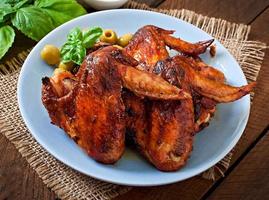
(0, 134, 55, 200)
(159, 0, 269, 24)
(207, 130, 269, 200)
(203, 7, 269, 199)
(229, 6, 269, 166)
(115, 3, 269, 200)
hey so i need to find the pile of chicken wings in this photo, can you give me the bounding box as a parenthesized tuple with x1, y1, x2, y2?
(42, 25, 255, 171)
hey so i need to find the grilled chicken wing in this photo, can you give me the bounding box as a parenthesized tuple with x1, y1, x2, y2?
(42, 47, 126, 163)
(178, 55, 223, 132)
(155, 25, 214, 56)
(124, 25, 169, 72)
(124, 25, 220, 132)
(148, 60, 194, 171)
(42, 46, 189, 164)
(124, 26, 195, 171)
(184, 55, 226, 82)
(124, 25, 214, 71)
(172, 55, 256, 103)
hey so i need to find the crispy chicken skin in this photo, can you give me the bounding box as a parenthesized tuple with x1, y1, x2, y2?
(184, 55, 226, 83)
(42, 46, 189, 164)
(156, 26, 214, 56)
(172, 55, 256, 103)
(122, 90, 149, 153)
(124, 25, 169, 72)
(148, 59, 194, 171)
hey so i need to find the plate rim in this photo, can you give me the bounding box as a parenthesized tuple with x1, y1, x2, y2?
(17, 9, 250, 186)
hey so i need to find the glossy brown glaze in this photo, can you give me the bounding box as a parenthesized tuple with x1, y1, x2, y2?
(172, 55, 256, 103)
(42, 46, 188, 164)
(124, 25, 170, 72)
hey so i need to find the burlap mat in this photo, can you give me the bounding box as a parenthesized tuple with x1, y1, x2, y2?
(0, 1, 267, 199)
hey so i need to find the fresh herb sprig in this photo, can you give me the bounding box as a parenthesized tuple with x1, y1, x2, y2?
(0, 0, 87, 60)
(61, 27, 103, 65)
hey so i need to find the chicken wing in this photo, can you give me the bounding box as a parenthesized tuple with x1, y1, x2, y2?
(154, 25, 214, 56)
(124, 25, 169, 72)
(42, 47, 126, 163)
(184, 55, 226, 82)
(148, 59, 195, 171)
(124, 26, 195, 171)
(172, 55, 256, 103)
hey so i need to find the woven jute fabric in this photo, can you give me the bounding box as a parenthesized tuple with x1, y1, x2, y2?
(0, 1, 267, 199)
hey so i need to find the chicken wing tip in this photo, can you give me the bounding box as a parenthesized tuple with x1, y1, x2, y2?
(197, 38, 214, 47)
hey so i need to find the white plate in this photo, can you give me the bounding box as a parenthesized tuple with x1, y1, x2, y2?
(18, 9, 250, 186)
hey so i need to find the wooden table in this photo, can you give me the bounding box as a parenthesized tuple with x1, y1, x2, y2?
(1, 0, 269, 199)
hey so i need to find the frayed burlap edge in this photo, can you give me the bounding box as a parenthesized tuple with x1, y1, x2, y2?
(0, 1, 267, 199)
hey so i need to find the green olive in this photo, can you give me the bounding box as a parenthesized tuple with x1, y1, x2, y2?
(40, 45, 60, 66)
(53, 68, 66, 76)
(100, 29, 118, 44)
(58, 61, 74, 71)
(118, 33, 133, 47)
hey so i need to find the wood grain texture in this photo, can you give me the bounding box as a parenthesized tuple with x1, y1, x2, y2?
(229, 7, 269, 166)
(204, 7, 269, 199)
(207, 131, 269, 200)
(0, 134, 56, 200)
(159, 0, 269, 24)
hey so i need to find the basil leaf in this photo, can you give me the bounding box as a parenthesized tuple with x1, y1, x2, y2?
(60, 27, 102, 65)
(68, 27, 83, 41)
(61, 28, 86, 65)
(61, 41, 86, 65)
(34, 0, 86, 27)
(0, 4, 15, 22)
(13, 0, 31, 9)
(11, 6, 55, 41)
(0, 25, 15, 59)
(83, 27, 103, 48)
(1, 0, 31, 7)
(0, 0, 31, 23)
